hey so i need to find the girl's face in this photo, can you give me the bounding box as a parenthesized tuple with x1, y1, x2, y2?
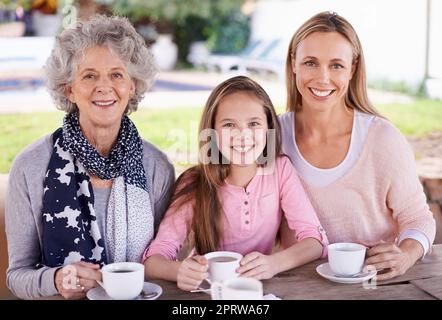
(292, 31, 355, 111)
(214, 92, 268, 166)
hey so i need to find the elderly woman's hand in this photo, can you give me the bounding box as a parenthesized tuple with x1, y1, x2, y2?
(177, 255, 209, 292)
(365, 239, 424, 281)
(54, 261, 101, 299)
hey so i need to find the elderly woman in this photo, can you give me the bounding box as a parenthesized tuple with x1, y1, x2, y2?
(5, 15, 175, 299)
(279, 12, 436, 280)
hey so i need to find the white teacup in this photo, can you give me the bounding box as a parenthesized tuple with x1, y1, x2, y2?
(204, 251, 243, 282)
(328, 242, 367, 276)
(211, 277, 263, 300)
(98, 262, 144, 300)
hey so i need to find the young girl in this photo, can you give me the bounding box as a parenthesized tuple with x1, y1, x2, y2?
(143, 76, 328, 291)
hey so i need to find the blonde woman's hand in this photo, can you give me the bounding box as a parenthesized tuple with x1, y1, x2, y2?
(237, 251, 277, 280)
(177, 255, 209, 291)
(365, 240, 422, 281)
(54, 261, 101, 299)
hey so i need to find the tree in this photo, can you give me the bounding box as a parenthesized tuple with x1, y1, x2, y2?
(112, 0, 245, 25)
(112, 0, 250, 64)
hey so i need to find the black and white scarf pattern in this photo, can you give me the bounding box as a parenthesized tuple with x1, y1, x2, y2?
(42, 112, 154, 267)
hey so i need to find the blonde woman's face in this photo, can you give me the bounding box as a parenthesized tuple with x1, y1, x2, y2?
(292, 31, 355, 111)
(214, 92, 268, 166)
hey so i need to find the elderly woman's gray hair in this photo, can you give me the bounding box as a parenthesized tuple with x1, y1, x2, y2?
(45, 14, 157, 114)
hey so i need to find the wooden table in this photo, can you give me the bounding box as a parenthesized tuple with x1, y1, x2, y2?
(154, 244, 442, 300)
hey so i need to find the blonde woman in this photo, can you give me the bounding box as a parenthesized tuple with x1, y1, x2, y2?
(279, 11, 435, 280)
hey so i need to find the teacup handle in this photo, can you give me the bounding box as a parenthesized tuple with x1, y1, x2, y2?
(210, 282, 223, 300)
(96, 269, 105, 289)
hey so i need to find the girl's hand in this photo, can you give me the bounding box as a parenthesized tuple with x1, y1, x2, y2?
(54, 261, 101, 299)
(177, 255, 209, 291)
(365, 241, 420, 281)
(237, 251, 277, 280)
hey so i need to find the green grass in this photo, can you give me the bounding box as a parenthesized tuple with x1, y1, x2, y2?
(0, 107, 203, 174)
(0, 99, 441, 173)
(376, 100, 442, 136)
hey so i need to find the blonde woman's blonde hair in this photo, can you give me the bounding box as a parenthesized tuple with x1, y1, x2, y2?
(285, 11, 381, 117)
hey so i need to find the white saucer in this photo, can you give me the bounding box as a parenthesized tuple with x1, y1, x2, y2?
(87, 282, 162, 300)
(316, 263, 377, 284)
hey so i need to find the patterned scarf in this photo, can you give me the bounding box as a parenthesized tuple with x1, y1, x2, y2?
(41, 112, 154, 267)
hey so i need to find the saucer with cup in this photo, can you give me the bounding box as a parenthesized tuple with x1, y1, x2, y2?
(86, 262, 162, 300)
(191, 251, 243, 294)
(316, 242, 377, 284)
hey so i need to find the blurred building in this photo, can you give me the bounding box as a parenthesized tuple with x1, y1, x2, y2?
(250, 0, 442, 98)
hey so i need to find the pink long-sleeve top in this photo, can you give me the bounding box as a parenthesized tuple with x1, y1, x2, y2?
(143, 156, 328, 262)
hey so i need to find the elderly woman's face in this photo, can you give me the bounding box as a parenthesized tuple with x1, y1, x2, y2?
(66, 46, 134, 129)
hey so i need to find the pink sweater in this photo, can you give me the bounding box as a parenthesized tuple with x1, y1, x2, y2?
(143, 156, 328, 262)
(282, 116, 436, 247)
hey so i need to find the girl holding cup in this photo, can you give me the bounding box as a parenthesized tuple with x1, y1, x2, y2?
(143, 76, 328, 291)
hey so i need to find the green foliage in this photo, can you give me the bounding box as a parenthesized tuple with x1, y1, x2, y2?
(174, 15, 209, 63)
(111, 0, 248, 63)
(112, 0, 244, 24)
(19, 0, 32, 11)
(0, 0, 14, 7)
(206, 11, 250, 53)
(0, 0, 54, 13)
(1, 0, 31, 13)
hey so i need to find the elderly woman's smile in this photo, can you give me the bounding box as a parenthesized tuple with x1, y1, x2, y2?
(66, 46, 135, 129)
(92, 100, 117, 107)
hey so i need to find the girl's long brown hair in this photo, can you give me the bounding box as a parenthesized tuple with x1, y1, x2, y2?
(170, 76, 281, 254)
(285, 11, 382, 116)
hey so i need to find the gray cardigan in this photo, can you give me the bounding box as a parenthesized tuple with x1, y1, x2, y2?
(5, 134, 175, 299)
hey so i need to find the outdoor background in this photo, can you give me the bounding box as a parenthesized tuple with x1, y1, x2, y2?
(1, 0, 442, 299)
(0, 0, 441, 178)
